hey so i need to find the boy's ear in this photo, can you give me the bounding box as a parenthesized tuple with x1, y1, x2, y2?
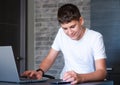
(79, 17, 84, 25)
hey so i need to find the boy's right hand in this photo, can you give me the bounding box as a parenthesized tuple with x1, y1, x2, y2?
(21, 70, 43, 80)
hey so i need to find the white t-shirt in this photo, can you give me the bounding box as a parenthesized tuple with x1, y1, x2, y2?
(51, 28, 107, 79)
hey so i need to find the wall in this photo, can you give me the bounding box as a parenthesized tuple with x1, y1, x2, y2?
(33, 0, 90, 78)
(27, 0, 35, 70)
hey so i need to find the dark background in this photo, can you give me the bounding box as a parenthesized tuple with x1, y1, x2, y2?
(0, 0, 27, 74)
(0, 0, 20, 61)
(91, 0, 120, 85)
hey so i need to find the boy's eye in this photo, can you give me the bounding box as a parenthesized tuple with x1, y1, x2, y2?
(63, 28, 67, 30)
(70, 25, 76, 28)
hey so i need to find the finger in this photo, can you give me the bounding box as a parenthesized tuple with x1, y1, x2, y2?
(63, 71, 74, 80)
(63, 71, 71, 78)
(71, 80, 77, 85)
(66, 77, 74, 82)
(63, 74, 71, 81)
(63, 75, 75, 83)
(21, 71, 30, 76)
(65, 77, 77, 85)
(35, 72, 42, 79)
(36, 74, 42, 80)
(29, 71, 36, 78)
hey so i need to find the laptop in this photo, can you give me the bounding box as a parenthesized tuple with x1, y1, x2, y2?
(0, 46, 47, 83)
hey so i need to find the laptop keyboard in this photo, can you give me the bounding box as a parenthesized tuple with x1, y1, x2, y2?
(20, 77, 47, 82)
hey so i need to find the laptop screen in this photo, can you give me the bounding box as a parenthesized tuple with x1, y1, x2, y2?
(0, 46, 20, 82)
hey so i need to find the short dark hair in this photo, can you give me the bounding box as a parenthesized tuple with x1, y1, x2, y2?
(57, 4, 81, 24)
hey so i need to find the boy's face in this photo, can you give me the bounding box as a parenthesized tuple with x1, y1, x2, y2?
(61, 17, 84, 40)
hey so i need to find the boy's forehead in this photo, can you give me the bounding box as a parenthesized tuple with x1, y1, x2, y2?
(62, 20, 79, 24)
(61, 20, 78, 27)
(61, 20, 78, 25)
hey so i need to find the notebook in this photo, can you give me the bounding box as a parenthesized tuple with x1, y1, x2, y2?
(0, 46, 47, 83)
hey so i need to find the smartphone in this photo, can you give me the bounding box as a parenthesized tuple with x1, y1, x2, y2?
(50, 81, 71, 84)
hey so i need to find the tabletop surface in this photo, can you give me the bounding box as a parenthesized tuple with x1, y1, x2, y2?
(0, 79, 113, 85)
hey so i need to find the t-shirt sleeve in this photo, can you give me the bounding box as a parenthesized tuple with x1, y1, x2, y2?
(51, 29, 61, 51)
(93, 33, 107, 60)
